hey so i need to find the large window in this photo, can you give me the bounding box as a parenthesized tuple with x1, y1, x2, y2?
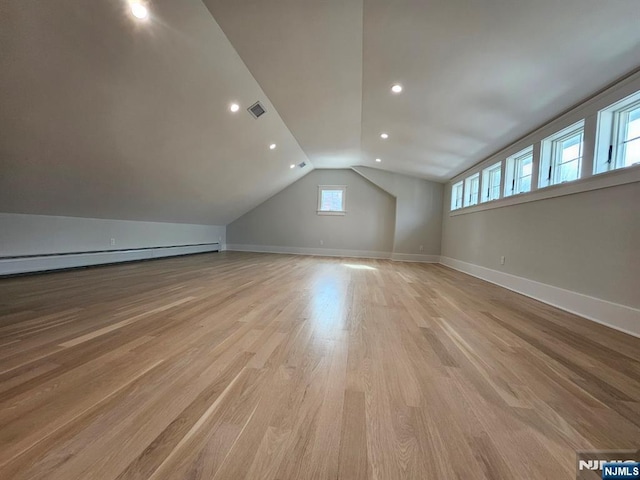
(481, 161, 502, 202)
(504, 146, 533, 197)
(317, 186, 346, 215)
(539, 121, 584, 188)
(451, 181, 463, 210)
(595, 91, 640, 174)
(464, 173, 480, 207)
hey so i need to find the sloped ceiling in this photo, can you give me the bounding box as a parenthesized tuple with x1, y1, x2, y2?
(201, 0, 364, 169)
(206, 0, 640, 180)
(1, 0, 640, 225)
(0, 0, 310, 225)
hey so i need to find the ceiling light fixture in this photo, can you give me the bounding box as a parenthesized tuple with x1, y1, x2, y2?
(229, 103, 240, 113)
(290, 164, 296, 169)
(391, 84, 403, 94)
(375, 158, 382, 163)
(380, 133, 389, 139)
(269, 143, 277, 150)
(130, 1, 149, 20)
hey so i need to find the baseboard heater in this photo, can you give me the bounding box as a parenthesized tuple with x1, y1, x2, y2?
(0, 243, 220, 276)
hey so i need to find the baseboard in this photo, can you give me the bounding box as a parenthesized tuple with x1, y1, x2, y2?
(227, 245, 442, 263)
(439, 256, 640, 338)
(227, 244, 391, 260)
(0, 244, 220, 276)
(391, 253, 440, 263)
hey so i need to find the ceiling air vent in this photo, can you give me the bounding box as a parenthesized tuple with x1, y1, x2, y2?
(247, 101, 266, 119)
(298, 162, 306, 168)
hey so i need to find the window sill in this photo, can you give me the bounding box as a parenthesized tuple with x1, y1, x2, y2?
(450, 164, 640, 217)
(317, 210, 346, 216)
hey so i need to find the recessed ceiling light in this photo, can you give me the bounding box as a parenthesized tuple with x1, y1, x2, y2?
(270, 143, 277, 150)
(380, 133, 389, 139)
(391, 84, 403, 94)
(375, 158, 382, 163)
(290, 164, 296, 169)
(229, 103, 240, 113)
(130, 2, 149, 20)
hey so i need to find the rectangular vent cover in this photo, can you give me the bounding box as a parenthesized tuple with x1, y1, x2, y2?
(248, 101, 266, 119)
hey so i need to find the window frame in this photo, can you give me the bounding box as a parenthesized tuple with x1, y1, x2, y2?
(552, 130, 583, 185)
(317, 185, 347, 216)
(451, 181, 464, 210)
(463, 173, 480, 207)
(613, 100, 640, 169)
(447, 78, 640, 216)
(504, 146, 533, 197)
(595, 91, 640, 174)
(539, 120, 585, 188)
(481, 161, 502, 203)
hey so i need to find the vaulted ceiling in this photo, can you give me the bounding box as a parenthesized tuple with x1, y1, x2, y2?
(1, 0, 639, 224)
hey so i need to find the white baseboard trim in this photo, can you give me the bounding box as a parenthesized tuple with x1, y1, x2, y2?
(227, 245, 442, 263)
(0, 244, 220, 276)
(391, 253, 440, 263)
(227, 244, 391, 260)
(439, 256, 640, 338)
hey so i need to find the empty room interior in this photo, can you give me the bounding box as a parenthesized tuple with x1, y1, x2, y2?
(1, 1, 640, 479)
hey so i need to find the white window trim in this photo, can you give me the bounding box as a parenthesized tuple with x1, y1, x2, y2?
(615, 101, 640, 169)
(481, 161, 502, 203)
(504, 146, 534, 197)
(552, 129, 583, 185)
(450, 163, 640, 216)
(539, 120, 585, 189)
(464, 173, 480, 207)
(317, 185, 347, 215)
(451, 181, 464, 210)
(447, 70, 640, 217)
(595, 91, 640, 174)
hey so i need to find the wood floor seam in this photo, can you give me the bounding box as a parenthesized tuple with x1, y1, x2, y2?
(0, 252, 637, 480)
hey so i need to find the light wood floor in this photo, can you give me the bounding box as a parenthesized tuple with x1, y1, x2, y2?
(0, 252, 638, 479)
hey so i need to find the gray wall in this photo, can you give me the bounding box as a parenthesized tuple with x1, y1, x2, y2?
(441, 182, 640, 308)
(227, 169, 396, 255)
(353, 167, 443, 256)
(0, 213, 225, 257)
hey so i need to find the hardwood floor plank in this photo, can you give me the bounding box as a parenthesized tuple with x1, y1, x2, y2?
(0, 252, 638, 479)
(338, 390, 368, 480)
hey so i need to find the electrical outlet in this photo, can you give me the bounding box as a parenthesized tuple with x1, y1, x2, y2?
(320, 240, 324, 246)
(110, 238, 116, 246)
(419, 245, 424, 252)
(500, 256, 505, 265)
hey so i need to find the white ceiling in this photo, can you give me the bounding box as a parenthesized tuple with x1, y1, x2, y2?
(208, 0, 640, 181)
(202, 0, 364, 168)
(0, 0, 311, 225)
(361, 0, 640, 180)
(1, 0, 639, 224)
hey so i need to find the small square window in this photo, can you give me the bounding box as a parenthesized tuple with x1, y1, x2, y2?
(481, 161, 502, 203)
(317, 186, 346, 215)
(451, 181, 464, 210)
(539, 120, 584, 188)
(504, 146, 533, 197)
(464, 173, 480, 207)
